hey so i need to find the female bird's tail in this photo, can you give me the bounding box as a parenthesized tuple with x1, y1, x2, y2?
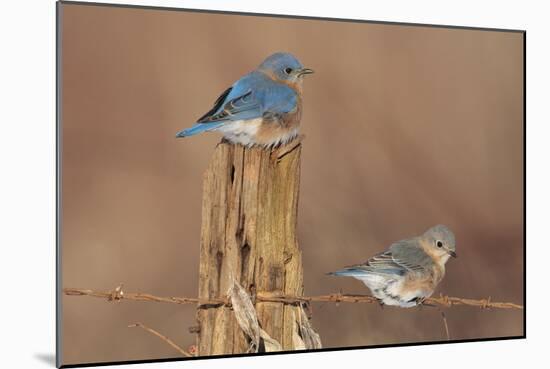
(327, 267, 370, 277)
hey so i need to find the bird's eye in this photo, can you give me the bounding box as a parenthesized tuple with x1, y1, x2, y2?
(436, 240, 443, 248)
(284, 67, 293, 74)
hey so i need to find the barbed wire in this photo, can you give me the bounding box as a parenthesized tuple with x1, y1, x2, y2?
(63, 285, 523, 310)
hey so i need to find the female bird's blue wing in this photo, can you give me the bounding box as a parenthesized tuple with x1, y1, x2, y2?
(329, 240, 431, 277)
(329, 250, 406, 277)
(389, 240, 433, 272)
(330, 251, 408, 277)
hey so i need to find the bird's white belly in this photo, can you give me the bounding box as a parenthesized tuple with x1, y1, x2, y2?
(218, 119, 262, 147)
(356, 274, 430, 308)
(216, 118, 299, 148)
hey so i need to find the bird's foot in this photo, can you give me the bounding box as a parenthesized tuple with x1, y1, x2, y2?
(416, 297, 437, 308)
(416, 297, 426, 306)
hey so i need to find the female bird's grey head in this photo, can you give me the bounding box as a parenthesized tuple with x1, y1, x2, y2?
(258, 52, 314, 84)
(423, 224, 457, 259)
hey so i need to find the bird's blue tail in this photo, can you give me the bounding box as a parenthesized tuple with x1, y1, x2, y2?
(328, 267, 404, 277)
(176, 122, 224, 138)
(327, 268, 368, 277)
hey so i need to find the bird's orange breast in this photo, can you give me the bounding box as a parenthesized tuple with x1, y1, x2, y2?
(254, 98, 302, 147)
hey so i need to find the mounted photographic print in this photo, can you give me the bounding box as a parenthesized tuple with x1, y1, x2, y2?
(57, 1, 525, 367)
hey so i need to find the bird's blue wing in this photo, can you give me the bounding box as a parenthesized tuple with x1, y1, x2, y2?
(260, 82, 298, 119)
(196, 72, 297, 124)
(196, 87, 233, 123)
(389, 240, 432, 272)
(196, 73, 263, 123)
(329, 239, 432, 278)
(329, 250, 408, 278)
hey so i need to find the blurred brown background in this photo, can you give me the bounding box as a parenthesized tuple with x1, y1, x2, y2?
(60, 3, 524, 366)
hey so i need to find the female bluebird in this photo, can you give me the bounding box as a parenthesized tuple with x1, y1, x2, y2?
(175, 52, 314, 148)
(329, 225, 457, 308)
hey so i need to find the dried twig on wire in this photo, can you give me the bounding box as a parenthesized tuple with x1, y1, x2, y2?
(439, 309, 451, 340)
(228, 280, 262, 352)
(128, 322, 192, 357)
(417, 302, 451, 340)
(228, 280, 285, 352)
(63, 286, 523, 310)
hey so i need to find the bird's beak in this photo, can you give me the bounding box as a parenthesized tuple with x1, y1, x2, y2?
(297, 68, 314, 76)
(449, 251, 457, 258)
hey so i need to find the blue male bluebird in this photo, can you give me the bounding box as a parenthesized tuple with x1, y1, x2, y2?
(328, 225, 457, 308)
(175, 52, 313, 148)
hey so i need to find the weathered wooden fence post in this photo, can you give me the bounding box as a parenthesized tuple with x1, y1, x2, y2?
(196, 139, 306, 355)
